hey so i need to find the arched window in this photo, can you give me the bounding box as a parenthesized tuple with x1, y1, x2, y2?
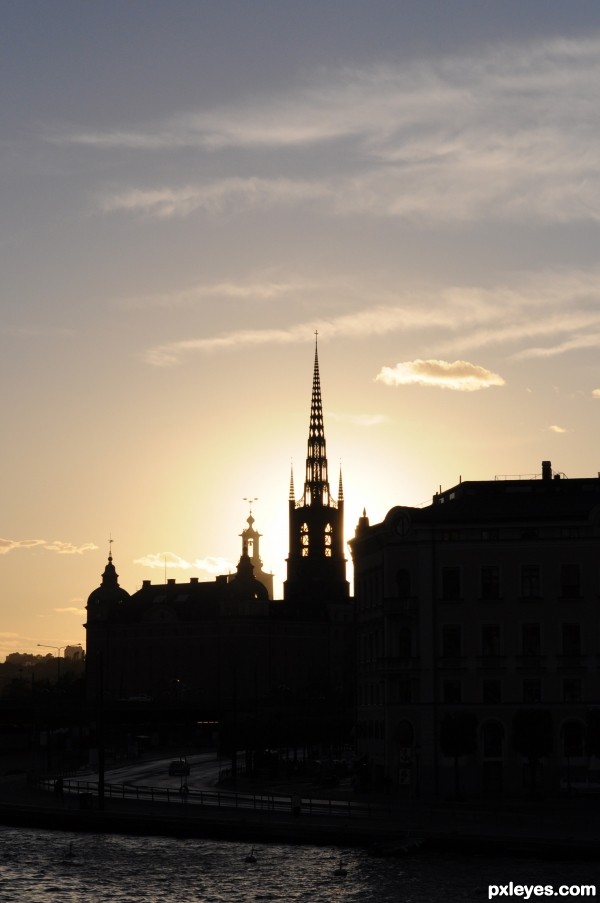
(482, 721, 504, 759)
(324, 523, 332, 557)
(562, 720, 585, 758)
(300, 523, 309, 557)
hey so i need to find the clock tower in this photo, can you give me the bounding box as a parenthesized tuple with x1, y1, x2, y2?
(284, 337, 349, 604)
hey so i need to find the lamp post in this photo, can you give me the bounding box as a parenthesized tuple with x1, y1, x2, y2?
(37, 645, 63, 683)
(37, 643, 82, 683)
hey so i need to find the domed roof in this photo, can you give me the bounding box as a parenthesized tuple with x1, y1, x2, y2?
(87, 554, 131, 609)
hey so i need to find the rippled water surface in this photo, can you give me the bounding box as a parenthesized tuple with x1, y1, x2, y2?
(0, 827, 597, 902)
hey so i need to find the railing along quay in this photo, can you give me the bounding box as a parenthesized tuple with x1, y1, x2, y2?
(37, 777, 391, 820)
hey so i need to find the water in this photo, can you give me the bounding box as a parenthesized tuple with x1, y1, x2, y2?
(0, 827, 597, 902)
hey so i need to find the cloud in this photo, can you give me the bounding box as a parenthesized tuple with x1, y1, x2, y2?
(42, 541, 98, 555)
(64, 35, 600, 225)
(54, 606, 86, 615)
(117, 275, 318, 310)
(548, 424, 567, 433)
(0, 539, 45, 555)
(593, 389, 600, 399)
(140, 265, 600, 366)
(142, 302, 459, 366)
(134, 553, 235, 576)
(0, 538, 97, 556)
(375, 359, 505, 391)
(100, 178, 331, 219)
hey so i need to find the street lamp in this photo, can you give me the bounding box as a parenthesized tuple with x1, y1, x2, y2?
(37, 643, 82, 683)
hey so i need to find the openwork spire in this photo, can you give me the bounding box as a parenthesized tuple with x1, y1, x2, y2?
(303, 333, 332, 506)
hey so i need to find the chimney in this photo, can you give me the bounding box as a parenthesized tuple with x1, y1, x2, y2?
(542, 460, 552, 481)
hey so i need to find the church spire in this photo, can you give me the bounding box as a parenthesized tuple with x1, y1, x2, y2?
(284, 337, 348, 602)
(303, 332, 332, 507)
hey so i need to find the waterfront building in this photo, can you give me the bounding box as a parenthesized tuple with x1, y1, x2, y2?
(84, 342, 354, 749)
(350, 461, 600, 798)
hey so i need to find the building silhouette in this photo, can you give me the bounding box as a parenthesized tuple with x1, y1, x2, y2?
(85, 341, 354, 750)
(350, 460, 600, 798)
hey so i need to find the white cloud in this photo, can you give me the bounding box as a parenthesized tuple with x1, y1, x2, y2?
(375, 359, 505, 392)
(0, 538, 45, 555)
(100, 178, 331, 219)
(592, 389, 600, 399)
(548, 424, 567, 433)
(142, 303, 459, 366)
(140, 265, 600, 366)
(117, 275, 318, 310)
(70, 35, 600, 225)
(54, 606, 86, 615)
(134, 552, 235, 576)
(43, 541, 98, 555)
(0, 538, 97, 556)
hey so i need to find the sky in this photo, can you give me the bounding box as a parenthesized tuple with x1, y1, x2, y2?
(3, 0, 600, 659)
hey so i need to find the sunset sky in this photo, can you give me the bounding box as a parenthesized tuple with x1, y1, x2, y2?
(3, 1, 600, 659)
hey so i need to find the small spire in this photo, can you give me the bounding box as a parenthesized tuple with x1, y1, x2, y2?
(338, 464, 344, 502)
(289, 463, 295, 500)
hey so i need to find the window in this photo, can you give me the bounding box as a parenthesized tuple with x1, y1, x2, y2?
(482, 679, 502, 704)
(300, 522, 309, 557)
(481, 624, 501, 657)
(482, 721, 504, 758)
(443, 679, 462, 704)
(394, 626, 412, 658)
(441, 566, 461, 600)
(523, 678, 542, 703)
(562, 720, 584, 757)
(521, 565, 541, 598)
(324, 523, 332, 558)
(481, 565, 500, 600)
(563, 678, 582, 703)
(397, 568, 411, 598)
(441, 624, 461, 658)
(562, 623, 581, 656)
(389, 677, 412, 703)
(560, 564, 581, 598)
(522, 623, 541, 656)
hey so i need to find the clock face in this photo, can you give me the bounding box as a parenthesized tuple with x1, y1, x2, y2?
(394, 512, 411, 536)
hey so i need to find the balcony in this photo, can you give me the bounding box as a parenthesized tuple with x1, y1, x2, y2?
(557, 654, 585, 670)
(516, 654, 547, 670)
(383, 596, 417, 615)
(477, 655, 507, 670)
(378, 655, 421, 674)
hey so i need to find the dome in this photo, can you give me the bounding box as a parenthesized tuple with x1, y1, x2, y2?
(86, 554, 131, 617)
